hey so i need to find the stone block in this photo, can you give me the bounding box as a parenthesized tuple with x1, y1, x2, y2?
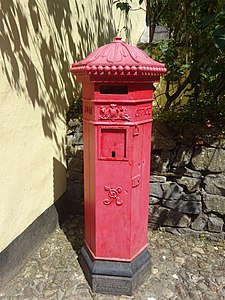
(191, 214, 208, 231)
(150, 182, 201, 217)
(183, 192, 202, 202)
(164, 227, 181, 235)
(148, 204, 161, 224)
(151, 153, 160, 172)
(184, 168, 202, 178)
(162, 199, 202, 214)
(161, 182, 183, 200)
(203, 194, 225, 215)
(172, 145, 194, 167)
(171, 167, 202, 178)
(150, 182, 184, 200)
(151, 150, 171, 173)
(162, 193, 202, 214)
(149, 206, 191, 227)
(208, 216, 224, 233)
(150, 175, 166, 183)
(66, 145, 76, 157)
(66, 146, 84, 158)
(203, 232, 225, 242)
(177, 228, 225, 241)
(208, 139, 225, 149)
(73, 148, 84, 159)
(149, 196, 161, 204)
(176, 176, 201, 193)
(67, 170, 83, 182)
(177, 228, 201, 238)
(68, 118, 81, 128)
(148, 222, 159, 229)
(67, 127, 83, 145)
(204, 173, 225, 196)
(150, 183, 163, 198)
(170, 166, 186, 175)
(68, 157, 84, 173)
(68, 182, 84, 201)
(192, 147, 225, 172)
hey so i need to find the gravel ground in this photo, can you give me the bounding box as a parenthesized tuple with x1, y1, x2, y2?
(0, 215, 224, 300)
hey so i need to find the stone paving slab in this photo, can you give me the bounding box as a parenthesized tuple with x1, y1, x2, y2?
(0, 215, 224, 300)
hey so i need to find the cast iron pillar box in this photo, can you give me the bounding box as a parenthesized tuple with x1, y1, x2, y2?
(70, 37, 166, 295)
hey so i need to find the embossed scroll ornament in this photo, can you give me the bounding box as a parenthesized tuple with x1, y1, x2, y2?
(99, 104, 131, 122)
(103, 186, 123, 206)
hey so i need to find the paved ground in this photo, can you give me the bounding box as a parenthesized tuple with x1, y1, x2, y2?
(0, 215, 225, 300)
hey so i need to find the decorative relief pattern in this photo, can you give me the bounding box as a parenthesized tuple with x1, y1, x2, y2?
(84, 105, 93, 115)
(103, 186, 123, 206)
(135, 106, 151, 118)
(99, 104, 131, 122)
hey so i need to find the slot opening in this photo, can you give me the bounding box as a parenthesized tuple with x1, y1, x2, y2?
(100, 85, 128, 94)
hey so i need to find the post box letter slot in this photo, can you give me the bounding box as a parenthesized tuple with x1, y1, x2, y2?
(100, 128, 126, 160)
(100, 85, 128, 94)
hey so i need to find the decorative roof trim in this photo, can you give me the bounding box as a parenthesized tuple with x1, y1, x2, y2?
(70, 37, 167, 78)
(70, 64, 167, 77)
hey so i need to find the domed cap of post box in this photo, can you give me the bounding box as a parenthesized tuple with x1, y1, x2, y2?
(70, 37, 167, 81)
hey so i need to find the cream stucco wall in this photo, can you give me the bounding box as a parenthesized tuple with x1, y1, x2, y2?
(0, 0, 145, 251)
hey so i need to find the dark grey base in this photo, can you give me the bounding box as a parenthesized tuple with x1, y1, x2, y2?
(78, 245, 151, 296)
(0, 192, 69, 289)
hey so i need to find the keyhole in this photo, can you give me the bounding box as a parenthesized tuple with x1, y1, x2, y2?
(112, 151, 116, 158)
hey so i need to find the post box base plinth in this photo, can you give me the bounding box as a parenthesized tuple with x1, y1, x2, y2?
(78, 245, 151, 296)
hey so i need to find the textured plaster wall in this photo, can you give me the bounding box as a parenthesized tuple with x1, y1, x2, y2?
(0, 0, 145, 251)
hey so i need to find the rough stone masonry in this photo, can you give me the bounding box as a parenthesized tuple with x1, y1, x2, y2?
(67, 119, 225, 241)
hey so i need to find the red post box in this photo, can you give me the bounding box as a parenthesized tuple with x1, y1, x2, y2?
(70, 37, 166, 295)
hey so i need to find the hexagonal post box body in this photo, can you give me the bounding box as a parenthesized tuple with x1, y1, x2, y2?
(70, 37, 166, 295)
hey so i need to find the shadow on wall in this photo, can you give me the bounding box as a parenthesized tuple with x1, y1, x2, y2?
(53, 156, 85, 252)
(0, 0, 121, 151)
(53, 157, 67, 219)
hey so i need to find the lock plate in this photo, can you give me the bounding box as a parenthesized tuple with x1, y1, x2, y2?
(132, 174, 141, 188)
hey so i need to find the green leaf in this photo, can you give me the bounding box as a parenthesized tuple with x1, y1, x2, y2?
(116, 2, 131, 14)
(215, 37, 225, 48)
(182, 64, 190, 69)
(159, 42, 169, 52)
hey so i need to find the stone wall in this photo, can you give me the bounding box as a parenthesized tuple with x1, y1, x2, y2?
(150, 123, 225, 241)
(67, 120, 225, 240)
(67, 119, 84, 215)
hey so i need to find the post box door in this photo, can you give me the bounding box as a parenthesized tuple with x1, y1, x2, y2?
(99, 127, 127, 161)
